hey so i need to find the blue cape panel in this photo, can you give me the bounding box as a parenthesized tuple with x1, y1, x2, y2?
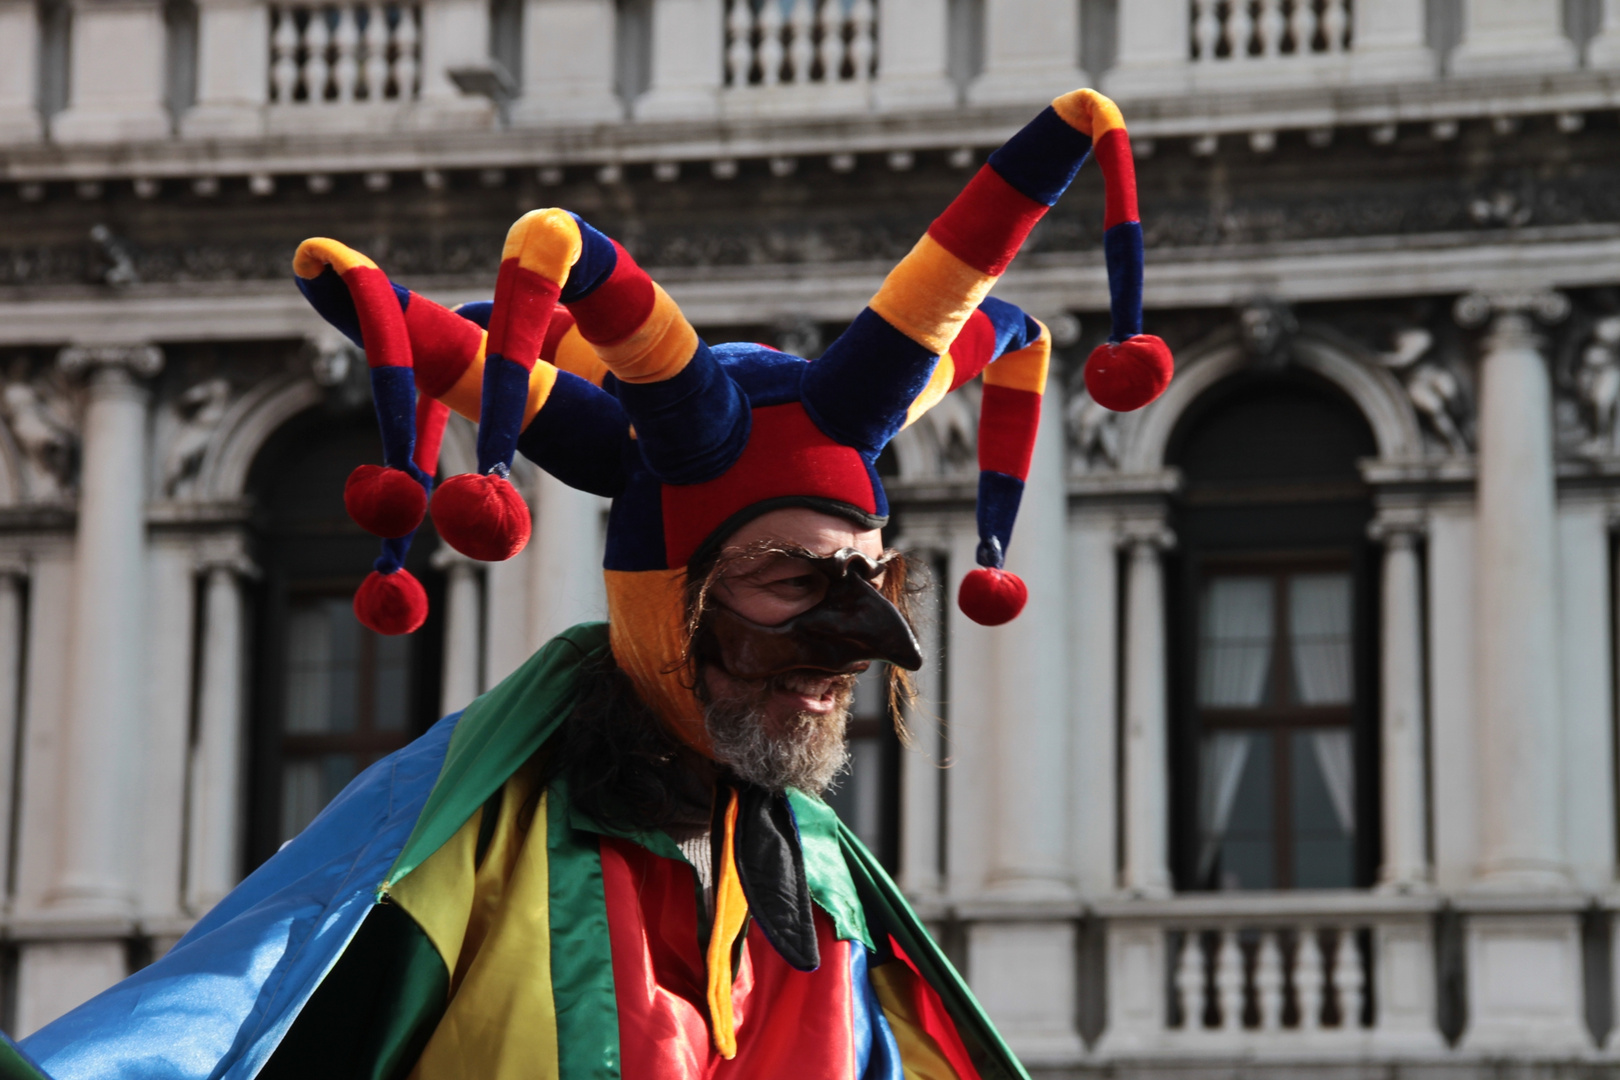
(18, 713, 460, 1080)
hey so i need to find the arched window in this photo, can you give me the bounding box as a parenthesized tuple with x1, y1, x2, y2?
(243, 407, 445, 869)
(1166, 370, 1379, 892)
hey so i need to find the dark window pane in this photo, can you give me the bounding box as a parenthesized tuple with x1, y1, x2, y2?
(1291, 731, 1355, 888)
(1204, 734, 1273, 891)
(373, 632, 410, 731)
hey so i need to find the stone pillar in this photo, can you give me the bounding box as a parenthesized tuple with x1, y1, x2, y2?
(635, 0, 723, 119)
(872, 0, 954, 110)
(186, 556, 253, 914)
(1589, 0, 1620, 67)
(0, 0, 43, 141)
(51, 0, 171, 143)
(510, 0, 623, 125)
(434, 545, 484, 715)
(1372, 514, 1430, 891)
(1450, 0, 1576, 76)
(181, 0, 270, 138)
(50, 344, 162, 916)
(1069, 514, 1118, 898)
(1456, 291, 1570, 890)
(967, 0, 1084, 106)
(1349, 0, 1435, 81)
(1102, 0, 1189, 99)
(987, 389, 1071, 897)
(895, 540, 944, 901)
(528, 471, 607, 647)
(414, 0, 498, 127)
(1119, 519, 1172, 897)
(0, 569, 25, 901)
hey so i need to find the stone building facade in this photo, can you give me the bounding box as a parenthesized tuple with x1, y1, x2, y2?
(2, 0, 1620, 1073)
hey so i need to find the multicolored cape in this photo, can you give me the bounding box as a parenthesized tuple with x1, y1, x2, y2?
(8, 625, 1026, 1080)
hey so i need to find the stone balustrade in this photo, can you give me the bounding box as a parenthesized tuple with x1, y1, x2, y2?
(0, 0, 1614, 150)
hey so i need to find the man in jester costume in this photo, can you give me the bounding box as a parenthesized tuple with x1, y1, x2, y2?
(6, 89, 1170, 1080)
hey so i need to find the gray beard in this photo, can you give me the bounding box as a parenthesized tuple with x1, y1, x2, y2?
(702, 672, 855, 795)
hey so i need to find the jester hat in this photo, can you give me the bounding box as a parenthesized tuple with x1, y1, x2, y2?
(294, 88, 1172, 751)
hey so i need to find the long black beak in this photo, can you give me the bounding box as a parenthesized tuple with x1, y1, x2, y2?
(705, 571, 923, 680)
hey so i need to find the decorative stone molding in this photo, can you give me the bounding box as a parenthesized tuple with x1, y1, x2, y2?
(57, 344, 163, 380)
(1453, 289, 1570, 329)
(162, 379, 234, 499)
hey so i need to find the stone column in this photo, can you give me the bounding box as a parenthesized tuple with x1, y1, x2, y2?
(1103, 0, 1190, 99)
(895, 541, 944, 901)
(1450, 0, 1576, 76)
(0, 568, 25, 901)
(1456, 291, 1570, 889)
(872, 0, 954, 110)
(1371, 514, 1430, 891)
(1119, 519, 1172, 897)
(186, 555, 253, 914)
(50, 344, 162, 916)
(986, 389, 1071, 897)
(413, 0, 497, 127)
(1349, 0, 1435, 81)
(510, 0, 623, 125)
(434, 545, 484, 715)
(1589, 0, 1620, 67)
(635, 0, 723, 119)
(528, 471, 607, 647)
(967, 0, 1085, 106)
(181, 0, 270, 138)
(1069, 514, 1118, 898)
(51, 0, 171, 143)
(0, 0, 42, 141)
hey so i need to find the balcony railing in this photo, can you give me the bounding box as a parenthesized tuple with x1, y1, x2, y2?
(1099, 893, 1445, 1054)
(0, 0, 1612, 148)
(269, 4, 423, 106)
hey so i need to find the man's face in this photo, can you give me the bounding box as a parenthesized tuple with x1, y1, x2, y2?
(698, 508, 887, 793)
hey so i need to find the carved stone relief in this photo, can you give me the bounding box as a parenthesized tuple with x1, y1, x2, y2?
(162, 378, 233, 498)
(1371, 327, 1473, 456)
(0, 362, 80, 500)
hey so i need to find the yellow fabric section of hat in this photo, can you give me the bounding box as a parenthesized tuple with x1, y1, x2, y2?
(603, 569, 710, 754)
(705, 788, 747, 1060)
(591, 284, 699, 384)
(292, 237, 378, 278)
(869, 235, 997, 356)
(980, 322, 1051, 395)
(501, 208, 584, 284)
(1050, 87, 1125, 139)
(552, 325, 611, 386)
(902, 353, 956, 431)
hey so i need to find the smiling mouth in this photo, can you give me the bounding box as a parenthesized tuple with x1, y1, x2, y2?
(772, 668, 860, 712)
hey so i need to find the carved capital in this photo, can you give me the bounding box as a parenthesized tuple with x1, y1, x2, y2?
(1368, 509, 1427, 545)
(1118, 517, 1176, 553)
(58, 344, 164, 381)
(1453, 290, 1570, 329)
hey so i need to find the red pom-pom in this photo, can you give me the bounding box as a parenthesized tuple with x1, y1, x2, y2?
(1083, 334, 1175, 412)
(354, 569, 428, 635)
(344, 464, 427, 538)
(430, 472, 532, 561)
(958, 567, 1029, 626)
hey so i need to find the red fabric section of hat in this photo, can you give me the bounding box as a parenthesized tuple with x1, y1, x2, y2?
(945, 308, 997, 390)
(487, 260, 561, 372)
(660, 403, 878, 568)
(977, 383, 1041, 479)
(405, 295, 485, 398)
(344, 266, 412, 368)
(568, 241, 657, 346)
(925, 165, 1048, 277)
(1093, 127, 1139, 231)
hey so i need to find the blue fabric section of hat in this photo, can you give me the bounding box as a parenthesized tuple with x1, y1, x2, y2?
(515, 370, 634, 498)
(986, 106, 1093, 207)
(800, 309, 940, 457)
(976, 295, 1045, 356)
(296, 267, 413, 350)
(453, 300, 493, 328)
(975, 470, 1025, 564)
(713, 343, 807, 406)
(559, 213, 619, 303)
(475, 354, 533, 474)
(603, 467, 667, 571)
(611, 340, 751, 485)
(369, 364, 418, 473)
(1103, 220, 1145, 341)
(375, 531, 415, 575)
(862, 455, 890, 520)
